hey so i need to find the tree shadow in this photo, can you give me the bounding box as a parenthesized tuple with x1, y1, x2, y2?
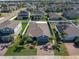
(73, 44, 79, 48)
(13, 46, 25, 52)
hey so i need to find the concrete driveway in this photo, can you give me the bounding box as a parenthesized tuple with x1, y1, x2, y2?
(0, 45, 8, 56)
(64, 43, 79, 56)
(36, 46, 54, 56)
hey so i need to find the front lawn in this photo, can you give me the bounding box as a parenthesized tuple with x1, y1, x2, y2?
(5, 46, 37, 56)
(54, 44, 69, 56)
(5, 36, 37, 56)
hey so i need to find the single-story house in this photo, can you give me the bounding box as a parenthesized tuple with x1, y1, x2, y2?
(17, 11, 30, 20)
(47, 4, 63, 12)
(62, 10, 79, 19)
(8, 3, 18, 11)
(48, 12, 62, 21)
(71, 4, 79, 10)
(27, 22, 51, 45)
(0, 27, 14, 43)
(0, 20, 22, 35)
(0, 27, 14, 36)
(56, 23, 79, 41)
(47, 4, 57, 12)
(0, 7, 11, 13)
(31, 10, 46, 20)
(26, 4, 36, 12)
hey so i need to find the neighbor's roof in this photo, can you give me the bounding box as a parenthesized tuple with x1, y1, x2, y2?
(64, 24, 79, 36)
(63, 10, 79, 17)
(0, 20, 20, 29)
(18, 11, 29, 16)
(49, 12, 60, 19)
(32, 10, 45, 16)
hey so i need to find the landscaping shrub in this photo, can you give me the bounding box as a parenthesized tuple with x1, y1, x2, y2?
(14, 46, 25, 52)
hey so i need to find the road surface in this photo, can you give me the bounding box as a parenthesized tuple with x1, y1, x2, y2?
(0, 8, 26, 23)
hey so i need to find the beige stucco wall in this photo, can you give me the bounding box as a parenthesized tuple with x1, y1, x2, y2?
(14, 22, 22, 35)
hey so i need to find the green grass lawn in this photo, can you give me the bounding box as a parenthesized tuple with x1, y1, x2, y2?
(73, 18, 79, 25)
(14, 18, 29, 34)
(54, 44, 69, 56)
(0, 13, 3, 17)
(21, 22, 28, 33)
(15, 20, 29, 22)
(5, 36, 37, 56)
(5, 46, 37, 56)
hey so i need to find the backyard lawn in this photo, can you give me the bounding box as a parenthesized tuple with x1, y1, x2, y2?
(21, 22, 28, 34)
(14, 17, 29, 22)
(14, 18, 29, 34)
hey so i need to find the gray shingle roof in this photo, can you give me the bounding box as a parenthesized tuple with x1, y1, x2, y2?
(0, 20, 20, 29)
(27, 22, 51, 37)
(64, 24, 79, 36)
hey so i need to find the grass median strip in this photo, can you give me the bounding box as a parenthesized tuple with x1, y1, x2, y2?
(20, 22, 28, 34)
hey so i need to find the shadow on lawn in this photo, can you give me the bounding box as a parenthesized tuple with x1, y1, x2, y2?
(13, 46, 25, 52)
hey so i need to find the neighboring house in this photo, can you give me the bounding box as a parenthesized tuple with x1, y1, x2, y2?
(0, 7, 11, 13)
(26, 4, 36, 12)
(27, 22, 51, 45)
(31, 10, 46, 20)
(8, 3, 18, 11)
(62, 10, 79, 19)
(48, 12, 62, 21)
(56, 23, 79, 41)
(17, 11, 30, 20)
(71, 4, 79, 10)
(0, 27, 14, 43)
(47, 4, 63, 12)
(0, 20, 22, 35)
(47, 4, 57, 12)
